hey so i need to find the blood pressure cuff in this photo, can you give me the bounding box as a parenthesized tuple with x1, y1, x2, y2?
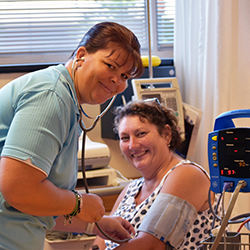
(137, 193, 198, 249)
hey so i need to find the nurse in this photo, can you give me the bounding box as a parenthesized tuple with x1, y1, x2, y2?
(0, 22, 143, 250)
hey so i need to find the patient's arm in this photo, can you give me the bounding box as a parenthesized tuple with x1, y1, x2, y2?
(90, 187, 166, 250)
(89, 186, 129, 250)
(92, 231, 166, 250)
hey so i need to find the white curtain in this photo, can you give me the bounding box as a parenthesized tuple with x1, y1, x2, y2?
(174, 0, 250, 232)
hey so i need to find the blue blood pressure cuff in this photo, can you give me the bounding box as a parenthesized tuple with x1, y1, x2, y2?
(137, 193, 197, 249)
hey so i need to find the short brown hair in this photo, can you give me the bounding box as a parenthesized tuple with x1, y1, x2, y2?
(113, 99, 183, 150)
(70, 22, 143, 79)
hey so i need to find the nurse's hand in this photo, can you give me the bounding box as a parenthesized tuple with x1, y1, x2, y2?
(94, 216, 135, 241)
(77, 193, 105, 223)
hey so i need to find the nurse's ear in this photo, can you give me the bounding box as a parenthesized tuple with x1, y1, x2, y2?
(76, 46, 87, 61)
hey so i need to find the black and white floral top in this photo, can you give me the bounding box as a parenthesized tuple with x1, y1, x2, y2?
(105, 160, 221, 250)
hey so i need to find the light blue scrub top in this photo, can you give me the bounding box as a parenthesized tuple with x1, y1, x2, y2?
(0, 64, 82, 250)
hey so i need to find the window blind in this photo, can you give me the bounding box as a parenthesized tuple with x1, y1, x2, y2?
(0, 0, 147, 54)
(156, 0, 175, 49)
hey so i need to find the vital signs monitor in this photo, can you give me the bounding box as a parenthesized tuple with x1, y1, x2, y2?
(208, 109, 250, 193)
(132, 77, 185, 138)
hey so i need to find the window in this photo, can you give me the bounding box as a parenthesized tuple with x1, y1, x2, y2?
(0, 0, 175, 65)
(156, 0, 175, 49)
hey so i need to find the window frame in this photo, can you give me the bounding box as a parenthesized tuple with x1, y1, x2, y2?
(0, 0, 174, 67)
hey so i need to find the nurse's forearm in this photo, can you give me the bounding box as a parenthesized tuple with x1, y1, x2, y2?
(6, 178, 77, 216)
(0, 157, 77, 217)
(1, 157, 105, 224)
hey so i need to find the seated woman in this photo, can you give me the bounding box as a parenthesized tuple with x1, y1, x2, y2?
(92, 99, 221, 250)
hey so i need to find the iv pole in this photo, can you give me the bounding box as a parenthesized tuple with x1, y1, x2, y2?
(146, 0, 153, 81)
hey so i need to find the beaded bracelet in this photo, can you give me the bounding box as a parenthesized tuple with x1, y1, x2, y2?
(64, 190, 82, 225)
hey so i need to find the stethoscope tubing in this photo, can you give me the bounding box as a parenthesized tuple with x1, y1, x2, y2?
(72, 58, 131, 243)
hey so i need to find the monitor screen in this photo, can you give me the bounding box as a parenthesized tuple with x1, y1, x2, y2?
(218, 128, 250, 178)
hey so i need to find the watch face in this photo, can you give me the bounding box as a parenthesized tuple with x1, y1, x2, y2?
(218, 128, 250, 178)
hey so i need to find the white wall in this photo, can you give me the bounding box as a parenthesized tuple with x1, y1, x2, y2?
(0, 73, 141, 179)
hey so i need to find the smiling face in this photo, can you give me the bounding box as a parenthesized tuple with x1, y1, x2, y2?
(74, 45, 133, 105)
(118, 115, 171, 174)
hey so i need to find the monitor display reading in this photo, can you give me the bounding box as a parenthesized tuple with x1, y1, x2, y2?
(218, 128, 250, 178)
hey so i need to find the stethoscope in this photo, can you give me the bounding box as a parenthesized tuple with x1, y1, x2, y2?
(72, 57, 132, 243)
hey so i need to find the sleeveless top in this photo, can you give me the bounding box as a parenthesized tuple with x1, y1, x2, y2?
(105, 160, 222, 250)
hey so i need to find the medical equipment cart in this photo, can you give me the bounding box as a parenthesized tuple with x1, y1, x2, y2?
(199, 110, 250, 250)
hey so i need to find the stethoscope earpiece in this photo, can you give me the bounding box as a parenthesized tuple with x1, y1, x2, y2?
(74, 57, 85, 64)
